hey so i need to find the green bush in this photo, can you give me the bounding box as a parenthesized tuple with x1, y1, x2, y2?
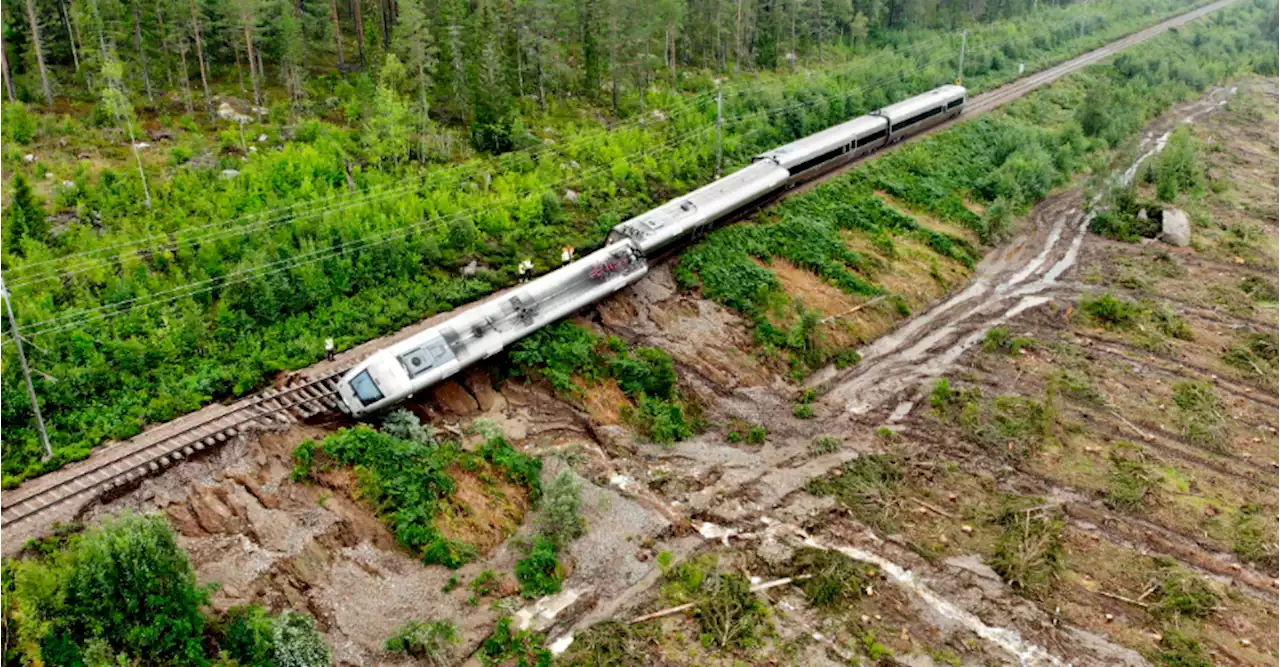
(292, 427, 540, 567)
(1080, 293, 1142, 329)
(988, 502, 1066, 597)
(385, 620, 459, 664)
(480, 617, 551, 667)
(538, 470, 586, 550)
(515, 538, 564, 598)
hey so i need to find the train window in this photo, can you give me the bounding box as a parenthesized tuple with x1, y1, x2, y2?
(349, 370, 384, 406)
(946, 97, 964, 109)
(890, 104, 945, 132)
(857, 129, 888, 146)
(789, 145, 847, 175)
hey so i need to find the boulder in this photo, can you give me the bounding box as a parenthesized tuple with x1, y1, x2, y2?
(431, 380, 479, 416)
(462, 369, 506, 412)
(1161, 208, 1191, 247)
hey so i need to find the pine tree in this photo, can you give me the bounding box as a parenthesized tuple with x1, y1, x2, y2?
(467, 1, 514, 153)
(364, 52, 411, 164)
(100, 53, 152, 207)
(756, 0, 780, 68)
(3, 174, 49, 256)
(391, 0, 435, 159)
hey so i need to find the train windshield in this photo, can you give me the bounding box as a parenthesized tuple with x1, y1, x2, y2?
(349, 370, 384, 406)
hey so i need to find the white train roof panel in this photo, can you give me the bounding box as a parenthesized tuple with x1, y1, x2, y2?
(757, 115, 887, 170)
(877, 85, 967, 123)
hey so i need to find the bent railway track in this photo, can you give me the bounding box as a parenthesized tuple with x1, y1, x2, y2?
(0, 0, 1242, 545)
(0, 372, 347, 531)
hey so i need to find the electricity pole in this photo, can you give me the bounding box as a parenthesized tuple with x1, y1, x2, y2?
(957, 30, 967, 84)
(2, 279, 53, 460)
(715, 88, 724, 179)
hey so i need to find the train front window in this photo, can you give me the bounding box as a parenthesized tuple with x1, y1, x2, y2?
(349, 370, 384, 406)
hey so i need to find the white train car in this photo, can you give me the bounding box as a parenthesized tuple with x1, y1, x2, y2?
(607, 159, 790, 254)
(338, 240, 647, 416)
(755, 115, 890, 180)
(338, 84, 969, 416)
(876, 84, 967, 143)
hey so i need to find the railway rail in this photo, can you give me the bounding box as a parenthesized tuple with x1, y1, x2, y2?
(0, 372, 347, 530)
(0, 0, 1240, 544)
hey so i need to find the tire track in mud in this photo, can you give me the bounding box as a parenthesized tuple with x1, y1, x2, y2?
(815, 86, 1241, 423)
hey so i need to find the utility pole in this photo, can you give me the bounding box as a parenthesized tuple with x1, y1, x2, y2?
(2, 280, 53, 460)
(957, 30, 967, 84)
(715, 88, 724, 179)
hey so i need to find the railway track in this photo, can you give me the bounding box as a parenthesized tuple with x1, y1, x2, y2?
(0, 372, 347, 530)
(0, 0, 1241, 545)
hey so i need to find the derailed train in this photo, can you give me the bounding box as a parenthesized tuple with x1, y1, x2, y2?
(337, 84, 967, 415)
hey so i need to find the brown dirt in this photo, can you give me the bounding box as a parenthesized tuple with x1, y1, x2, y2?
(433, 466, 530, 554)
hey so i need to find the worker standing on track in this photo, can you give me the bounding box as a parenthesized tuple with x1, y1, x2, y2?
(325, 337, 335, 361)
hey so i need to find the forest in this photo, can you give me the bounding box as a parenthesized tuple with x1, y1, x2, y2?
(2, 0, 1271, 486)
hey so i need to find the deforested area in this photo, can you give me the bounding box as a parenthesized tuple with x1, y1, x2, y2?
(3, 0, 1278, 665)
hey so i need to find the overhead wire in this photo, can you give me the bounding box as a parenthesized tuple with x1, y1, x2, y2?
(5, 14, 1067, 343)
(4, 30, 963, 288)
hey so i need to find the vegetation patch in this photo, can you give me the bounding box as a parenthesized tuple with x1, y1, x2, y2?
(930, 378, 1060, 458)
(511, 322, 696, 444)
(1107, 442, 1155, 510)
(1170, 381, 1227, 451)
(789, 547, 877, 609)
(982, 325, 1037, 354)
(291, 412, 541, 568)
(1221, 332, 1279, 384)
(384, 619, 459, 665)
(515, 537, 565, 598)
(987, 502, 1066, 597)
(479, 617, 552, 667)
(1148, 559, 1221, 621)
(806, 455, 905, 533)
(2, 513, 328, 666)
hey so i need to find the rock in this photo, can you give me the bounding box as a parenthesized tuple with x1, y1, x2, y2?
(463, 369, 506, 412)
(23, 153, 35, 162)
(257, 134, 268, 142)
(431, 380, 479, 416)
(44, 172, 54, 180)
(61, 180, 75, 188)
(216, 101, 254, 124)
(133, 142, 151, 150)
(755, 538, 795, 568)
(563, 188, 580, 204)
(1161, 208, 1191, 247)
(220, 169, 240, 179)
(461, 260, 479, 277)
(147, 128, 174, 141)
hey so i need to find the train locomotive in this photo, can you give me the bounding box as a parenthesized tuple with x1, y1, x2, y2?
(337, 84, 966, 416)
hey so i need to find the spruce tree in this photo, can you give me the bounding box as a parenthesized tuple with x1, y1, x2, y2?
(4, 174, 48, 255)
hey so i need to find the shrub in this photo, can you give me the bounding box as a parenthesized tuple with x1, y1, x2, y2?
(630, 393, 693, 444)
(480, 617, 551, 667)
(1153, 629, 1212, 667)
(988, 503, 1065, 597)
(1171, 381, 1226, 449)
(806, 455, 904, 532)
(8, 513, 211, 665)
(385, 620, 459, 664)
(792, 403, 814, 419)
(983, 325, 1037, 354)
(791, 547, 874, 608)
(515, 538, 563, 598)
(811, 436, 840, 454)
(1149, 561, 1221, 621)
(538, 470, 586, 550)
(693, 571, 769, 650)
(270, 611, 331, 667)
(1080, 293, 1142, 329)
(1108, 442, 1153, 510)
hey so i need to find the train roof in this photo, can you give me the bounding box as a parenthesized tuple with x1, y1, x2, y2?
(876, 85, 967, 122)
(618, 159, 784, 231)
(755, 115, 887, 170)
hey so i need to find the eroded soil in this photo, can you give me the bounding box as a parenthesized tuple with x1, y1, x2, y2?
(77, 79, 1278, 666)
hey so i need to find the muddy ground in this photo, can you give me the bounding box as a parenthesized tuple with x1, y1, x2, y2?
(79, 79, 1278, 666)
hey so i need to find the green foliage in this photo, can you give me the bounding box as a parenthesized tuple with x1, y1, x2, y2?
(2, 100, 38, 143)
(1080, 293, 1142, 329)
(811, 435, 840, 454)
(3, 174, 49, 256)
(1149, 127, 1203, 201)
(1149, 561, 1221, 620)
(807, 455, 904, 533)
(381, 408, 439, 446)
(1107, 442, 1153, 510)
(292, 427, 540, 567)
(1171, 381, 1225, 450)
(790, 547, 874, 608)
(1221, 332, 1278, 381)
(1231, 504, 1278, 571)
(385, 619, 459, 664)
(480, 617, 551, 667)
(792, 402, 814, 419)
(7, 513, 211, 665)
(1153, 629, 1212, 667)
(515, 537, 563, 598)
(221, 605, 278, 666)
(5, 0, 1276, 488)
(726, 421, 768, 444)
(1089, 187, 1162, 242)
(468, 570, 501, 606)
(988, 503, 1066, 597)
(983, 325, 1037, 354)
(537, 470, 586, 550)
(692, 570, 769, 650)
(1238, 275, 1279, 302)
(932, 380, 1057, 457)
(512, 323, 694, 444)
